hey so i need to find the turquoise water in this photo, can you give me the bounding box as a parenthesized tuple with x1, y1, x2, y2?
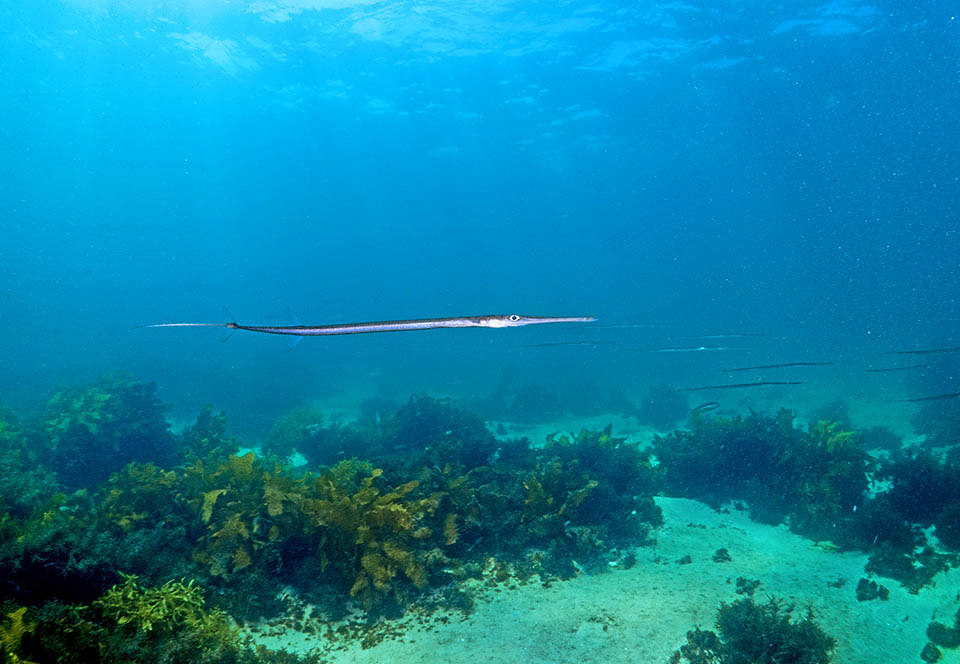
(2, 0, 958, 425)
(1, 2, 959, 662)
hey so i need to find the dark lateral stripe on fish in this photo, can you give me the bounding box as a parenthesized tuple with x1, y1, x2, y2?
(862, 364, 928, 373)
(691, 401, 720, 414)
(890, 392, 960, 403)
(721, 362, 834, 372)
(886, 346, 960, 355)
(521, 341, 617, 348)
(678, 381, 803, 392)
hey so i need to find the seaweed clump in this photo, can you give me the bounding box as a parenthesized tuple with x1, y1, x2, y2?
(178, 451, 459, 615)
(879, 446, 960, 548)
(653, 410, 871, 541)
(541, 426, 663, 537)
(1, 576, 308, 664)
(2, 383, 664, 632)
(381, 394, 500, 468)
(93, 574, 237, 658)
(443, 424, 662, 577)
(30, 373, 177, 489)
(652, 409, 960, 591)
(854, 577, 889, 601)
(264, 394, 499, 470)
(669, 596, 835, 664)
(180, 405, 239, 462)
(911, 392, 960, 449)
(301, 463, 445, 610)
(470, 374, 632, 425)
(848, 446, 960, 591)
(926, 609, 960, 650)
(262, 403, 370, 465)
(0, 404, 58, 522)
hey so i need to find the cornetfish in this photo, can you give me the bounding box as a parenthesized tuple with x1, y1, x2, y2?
(147, 314, 596, 337)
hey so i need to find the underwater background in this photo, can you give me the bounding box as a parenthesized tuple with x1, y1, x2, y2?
(2, 1, 960, 663)
(2, 0, 959, 430)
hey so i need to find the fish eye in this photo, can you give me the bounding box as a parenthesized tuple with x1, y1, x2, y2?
(509, 314, 520, 321)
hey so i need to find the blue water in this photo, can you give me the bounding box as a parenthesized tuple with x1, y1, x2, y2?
(1, 1, 958, 433)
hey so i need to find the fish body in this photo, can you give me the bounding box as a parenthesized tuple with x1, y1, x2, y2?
(862, 364, 928, 373)
(890, 392, 960, 403)
(886, 346, 960, 355)
(691, 401, 720, 414)
(722, 362, 833, 372)
(149, 314, 595, 337)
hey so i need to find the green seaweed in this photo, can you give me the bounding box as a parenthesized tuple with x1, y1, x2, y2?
(95, 574, 212, 634)
(180, 405, 238, 463)
(301, 464, 445, 609)
(5, 576, 311, 664)
(0, 607, 36, 663)
(653, 410, 871, 542)
(670, 596, 835, 664)
(3, 387, 666, 625)
(263, 404, 327, 459)
(31, 373, 176, 490)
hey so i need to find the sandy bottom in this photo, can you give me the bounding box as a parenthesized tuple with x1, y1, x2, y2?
(247, 495, 960, 664)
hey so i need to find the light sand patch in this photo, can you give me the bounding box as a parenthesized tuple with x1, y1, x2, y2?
(248, 496, 960, 663)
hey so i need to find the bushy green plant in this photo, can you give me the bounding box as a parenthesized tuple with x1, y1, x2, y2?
(911, 394, 960, 448)
(384, 394, 499, 467)
(670, 597, 836, 664)
(788, 420, 871, 540)
(32, 373, 176, 489)
(653, 410, 871, 541)
(0, 404, 58, 523)
(935, 503, 960, 549)
(95, 574, 213, 633)
(653, 409, 800, 514)
(263, 404, 326, 458)
(265, 404, 373, 467)
(4, 387, 667, 626)
(927, 609, 960, 650)
(5, 578, 312, 664)
(543, 426, 663, 538)
(180, 450, 457, 612)
(847, 493, 923, 552)
(302, 464, 447, 609)
(0, 606, 36, 663)
(835, 446, 960, 590)
(716, 597, 835, 664)
(98, 463, 182, 532)
(865, 543, 956, 594)
(880, 447, 960, 526)
(180, 405, 238, 463)
(0, 488, 126, 608)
